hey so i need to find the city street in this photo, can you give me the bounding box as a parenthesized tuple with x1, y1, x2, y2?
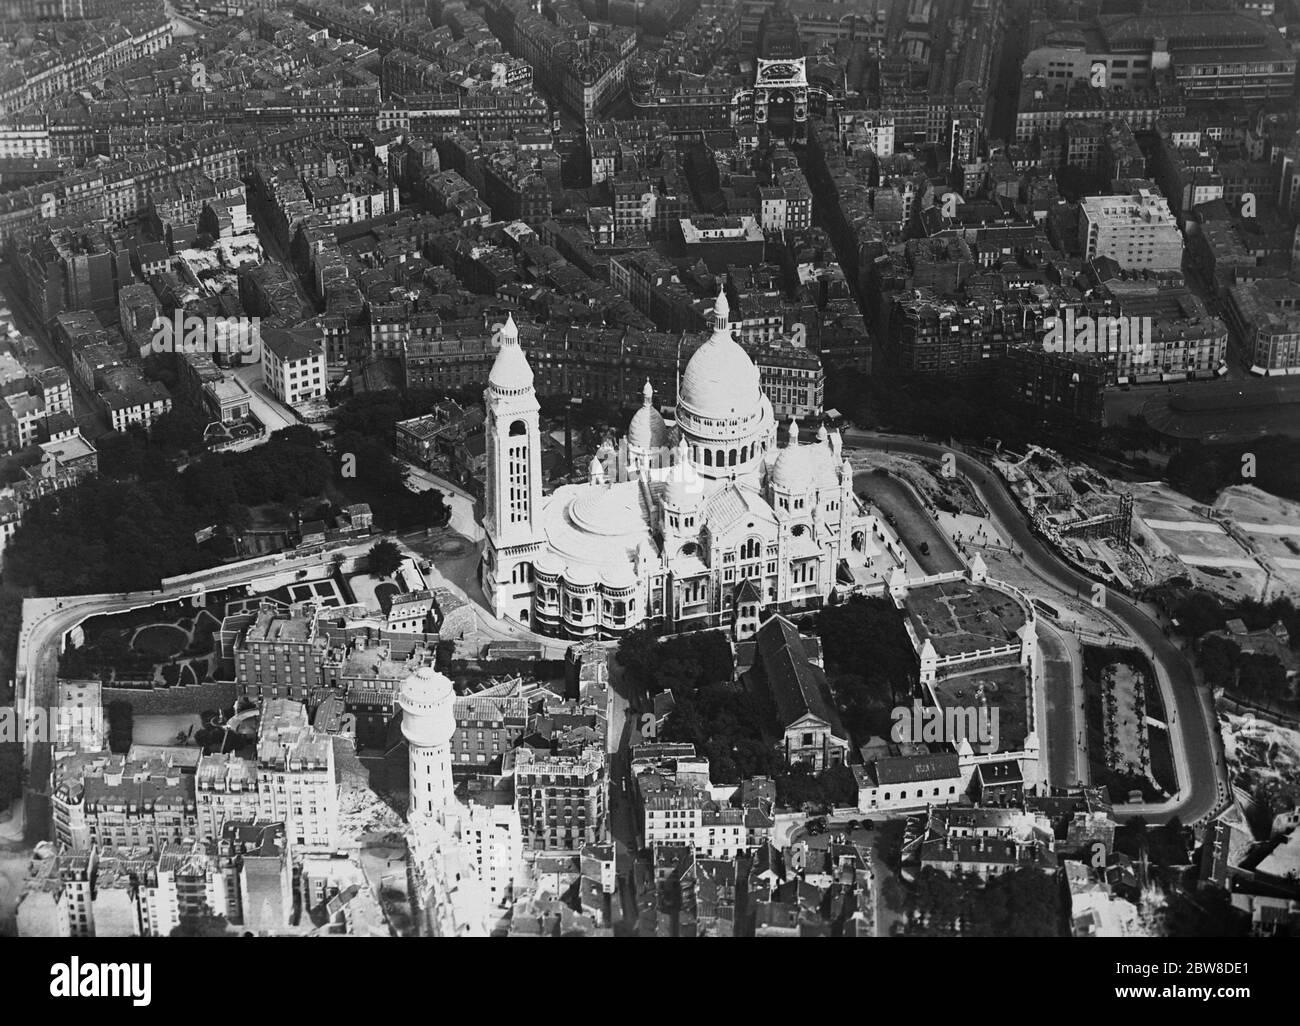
(399, 462, 482, 542)
(853, 469, 965, 574)
(1037, 618, 1087, 788)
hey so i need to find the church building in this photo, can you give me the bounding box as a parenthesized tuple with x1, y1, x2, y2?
(480, 286, 879, 640)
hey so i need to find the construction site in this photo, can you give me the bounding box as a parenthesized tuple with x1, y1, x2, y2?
(995, 447, 1146, 590)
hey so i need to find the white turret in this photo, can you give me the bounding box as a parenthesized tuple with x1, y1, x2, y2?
(401, 667, 457, 819)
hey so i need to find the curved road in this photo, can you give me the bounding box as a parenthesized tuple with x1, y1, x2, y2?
(853, 472, 963, 575)
(843, 431, 1228, 825)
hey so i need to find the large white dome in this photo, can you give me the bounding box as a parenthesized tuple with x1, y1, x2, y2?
(673, 285, 773, 486)
(679, 335, 762, 421)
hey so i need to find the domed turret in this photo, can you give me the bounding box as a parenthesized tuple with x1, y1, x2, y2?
(400, 667, 456, 749)
(771, 418, 840, 493)
(663, 444, 704, 511)
(488, 313, 533, 394)
(628, 379, 667, 450)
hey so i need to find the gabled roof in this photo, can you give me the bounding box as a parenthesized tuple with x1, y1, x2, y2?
(751, 615, 846, 740)
(869, 753, 961, 786)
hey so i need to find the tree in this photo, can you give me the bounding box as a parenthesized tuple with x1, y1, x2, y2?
(170, 913, 230, 937)
(150, 403, 210, 454)
(367, 539, 404, 577)
(1172, 592, 1227, 640)
(1197, 634, 1239, 690)
(971, 867, 1064, 937)
(1157, 886, 1247, 938)
(105, 700, 133, 754)
(1237, 652, 1287, 703)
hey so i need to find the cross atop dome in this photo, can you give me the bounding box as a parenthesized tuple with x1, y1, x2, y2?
(642, 378, 654, 405)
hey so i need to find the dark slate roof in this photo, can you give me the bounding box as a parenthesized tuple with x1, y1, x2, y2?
(977, 760, 1023, 785)
(870, 753, 961, 785)
(752, 615, 846, 739)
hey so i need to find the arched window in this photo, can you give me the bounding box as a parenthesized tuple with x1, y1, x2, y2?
(716, 448, 725, 467)
(509, 420, 527, 436)
(704, 449, 713, 467)
(728, 448, 737, 466)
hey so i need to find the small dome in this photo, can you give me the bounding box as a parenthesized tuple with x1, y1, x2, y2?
(400, 666, 454, 709)
(771, 441, 839, 492)
(569, 485, 646, 538)
(663, 459, 704, 510)
(628, 380, 667, 449)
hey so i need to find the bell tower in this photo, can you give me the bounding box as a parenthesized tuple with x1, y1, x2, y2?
(482, 314, 545, 625)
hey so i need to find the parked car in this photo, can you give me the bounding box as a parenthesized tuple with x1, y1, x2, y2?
(861, 819, 874, 831)
(806, 817, 827, 836)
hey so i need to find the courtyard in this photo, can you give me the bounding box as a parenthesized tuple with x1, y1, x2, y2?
(928, 664, 1030, 754)
(906, 580, 1029, 658)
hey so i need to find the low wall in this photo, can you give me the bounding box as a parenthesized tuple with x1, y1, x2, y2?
(102, 680, 238, 715)
(1218, 694, 1300, 731)
(935, 644, 1022, 677)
